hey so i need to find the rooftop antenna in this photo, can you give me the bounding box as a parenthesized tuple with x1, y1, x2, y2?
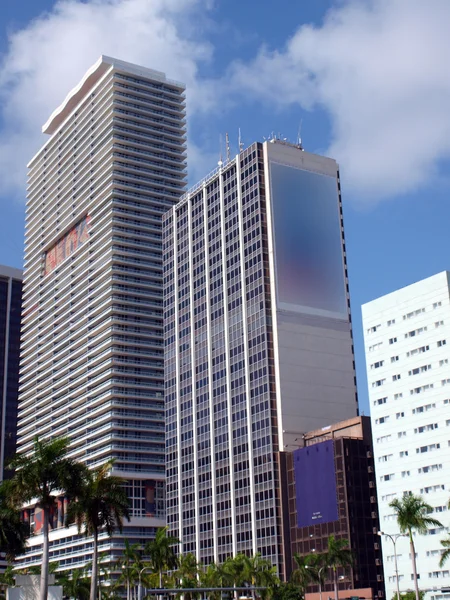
(238, 128, 244, 152)
(297, 119, 303, 147)
(218, 134, 223, 167)
(225, 132, 230, 162)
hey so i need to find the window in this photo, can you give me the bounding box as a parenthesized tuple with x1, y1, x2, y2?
(414, 423, 438, 433)
(442, 379, 450, 386)
(398, 431, 407, 438)
(382, 474, 394, 481)
(410, 384, 434, 394)
(377, 435, 392, 443)
(438, 340, 447, 347)
(421, 485, 445, 494)
(376, 416, 389, 424)
(402, 470, 410, 477)
(382, 493, 397, 502)
(379, 454, 393, 462)
(372, 379, 386, 388)
(405, 327, 427, 338)
(440, 359, 449, 367)
(396, 412, 405, 419)
(368, 325, 381, 333)
(374, 397, 387, 406)
(412, 403, 436, 414)
(435, 321, 444, 328)
(418, 464, 443, 474)
(389, 337, 398, 344)
(391, 355, 399, 363)
(394, 393, 403, 400)
(388, 319, 396, 326)
(407, 345, 430, 357)
(369, 342, 383, 352)
(416, 444, 440, 453)
(371, 361, 384, 369)
(409, 365, 431, 375)
(433, 302, 442, 309)
(400, 451, 409, 457)
(403, 308, 425, 319)
(393, 374, 401, 381)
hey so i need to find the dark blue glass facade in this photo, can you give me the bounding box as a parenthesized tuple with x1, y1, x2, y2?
(0, 272, 22, 478)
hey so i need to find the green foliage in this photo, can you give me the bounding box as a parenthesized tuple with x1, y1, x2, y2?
(7, 437, 86, 600)
(7, 436, 86, 510)
(0, 481, 27, 560)
(65, 459, 130, 600)
(390, 495, 443, 538)
(144, 526, 179, 586)
(323, 535, 353, 572)
(390, 494, 442, 600)
(391, 592, 425, 600)
(440, 536, 450, 568)
(65, 460, 130, 538)
(173, 552, 201, 600)
(272, 581, 304, 600)
(58, 567, 90, 600)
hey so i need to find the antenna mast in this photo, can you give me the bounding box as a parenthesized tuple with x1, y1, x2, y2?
(297, 119, 303, 148)
(226, 132, 230, 162)
(218, 134, 223, 167)
(238, 128, 244, 152)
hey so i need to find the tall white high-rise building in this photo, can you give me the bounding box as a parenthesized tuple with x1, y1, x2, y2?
(18, 56, 186, 571)
(362, 272, 450, 600)
(163, 140, 358, 576)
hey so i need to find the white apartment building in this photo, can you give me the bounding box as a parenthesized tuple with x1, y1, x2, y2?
(17, 56, 186, 571)
(362, 272, 450, 600)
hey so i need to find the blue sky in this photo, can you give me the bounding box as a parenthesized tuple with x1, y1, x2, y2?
(2, 0, 450, 415)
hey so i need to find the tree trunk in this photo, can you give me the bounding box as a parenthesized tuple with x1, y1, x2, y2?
(410, 532, 420, 600)
(90, 529, 99, 600)
(333, 567, 339, 600)
(39, 507, 50, 600)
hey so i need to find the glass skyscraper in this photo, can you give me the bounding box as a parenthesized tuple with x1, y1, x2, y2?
(17, 56, 186, 571)
(163, 140, 358, 577)
(0, 264, 22, 480)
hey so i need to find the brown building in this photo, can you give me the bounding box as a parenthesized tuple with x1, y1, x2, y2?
(282, 416, 385, 599)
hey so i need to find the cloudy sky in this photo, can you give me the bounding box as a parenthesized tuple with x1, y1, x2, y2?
(2, 0, 450, 413)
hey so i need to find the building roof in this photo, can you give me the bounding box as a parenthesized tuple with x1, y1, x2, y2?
(0, 264, 23, 280)
(42, 55, 185, 135)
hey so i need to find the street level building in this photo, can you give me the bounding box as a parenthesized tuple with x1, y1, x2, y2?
(284, 416, 385, 598)
(362, 272, 450, 600)
(17, 56, 186, 571)
(0, 264, 22, 480)
(163, 139, 358, 577)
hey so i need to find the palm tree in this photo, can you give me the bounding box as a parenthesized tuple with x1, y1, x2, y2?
(390, 494, 443, 600)
(292, 553, 321, 597)
(145, 526, 179, 590)
(199, 562, 226, 600)
(0, 481, 27, 561)
(58, 567, 90, 600)
(173, 553, 201, 600)
(440, 537, 450, 568)
(66, 460, 130, 600)
(246, 554, 279, 599)
(117, 540, 144, 600)
(272, 582, 303, 600)
(7, 436, 85, 600)
(323, 535, 353, 600)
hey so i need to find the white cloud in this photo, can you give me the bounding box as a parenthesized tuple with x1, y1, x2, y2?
(0, 0, 215, 199)
(229, 0, 450, 201)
